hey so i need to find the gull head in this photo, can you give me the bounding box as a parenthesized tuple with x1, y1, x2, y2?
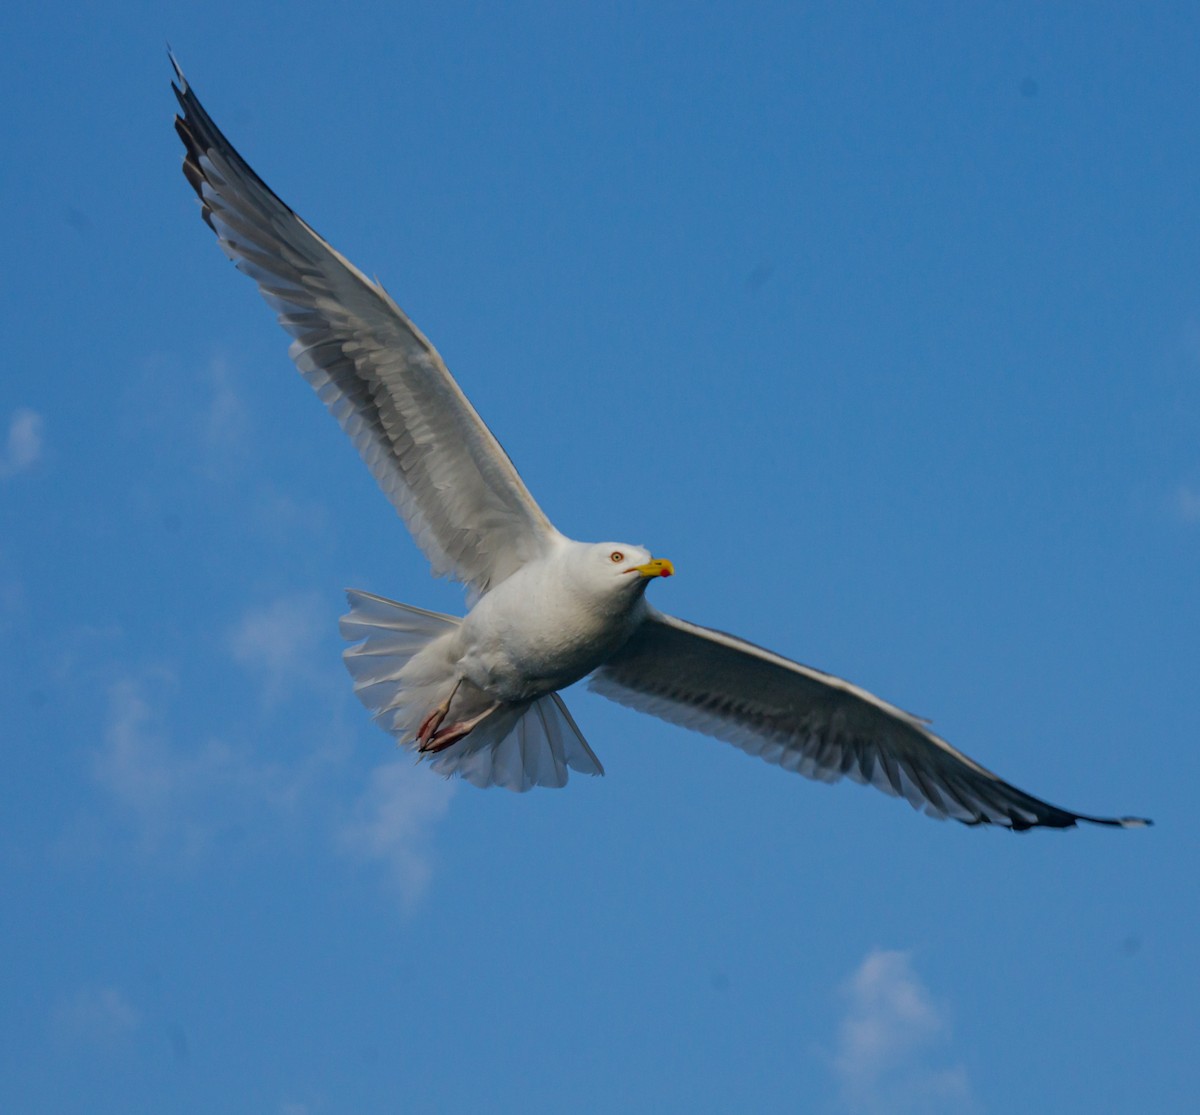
(563, 541, 674, 607)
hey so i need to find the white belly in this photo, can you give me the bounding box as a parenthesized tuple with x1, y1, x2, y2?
(455, 563, 641, 704)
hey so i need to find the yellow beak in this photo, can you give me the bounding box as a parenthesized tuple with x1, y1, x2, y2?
(633, 558, 675, 579)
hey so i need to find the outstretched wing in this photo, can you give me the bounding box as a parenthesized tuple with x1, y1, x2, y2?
(172, 58, 561, 595)
(591, 610, 1150, 830)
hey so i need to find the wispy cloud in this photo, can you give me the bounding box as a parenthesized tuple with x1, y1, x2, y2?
(89, 655, 453, 909)
(200, 356, 251, 478)
(832, 949, 977, 1115)
(251, 484, 332, 540)
(96, 678, 177, 820)
(51, 985, 139, 1047)
(339, 758, 455, 910)
(229, 592, 328, 704)
(92, 675, 306, 857)
(0, 546, 25, 635)
(0, 407, 44, 478)
(1172, 484, 1200, 523)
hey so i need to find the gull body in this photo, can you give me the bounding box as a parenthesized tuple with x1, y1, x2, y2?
(398, 541, 668, 751)
(455, 542, 666, 705)
(172, 58, 1150, 827)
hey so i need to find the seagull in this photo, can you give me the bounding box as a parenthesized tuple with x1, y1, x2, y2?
(172, 59, 1149, 830)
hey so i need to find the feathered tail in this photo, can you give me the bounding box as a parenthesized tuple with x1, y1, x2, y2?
(340, 589, 604, 792)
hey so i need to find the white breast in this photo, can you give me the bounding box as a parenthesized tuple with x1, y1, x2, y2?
(455, 555, 644, 703)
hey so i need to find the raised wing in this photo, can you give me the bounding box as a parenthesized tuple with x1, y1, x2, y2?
(591, 611, 1150, 830)
(172, 58, 561, 595)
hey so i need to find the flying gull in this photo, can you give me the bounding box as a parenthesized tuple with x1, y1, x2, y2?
(172, 60, 1149, 830)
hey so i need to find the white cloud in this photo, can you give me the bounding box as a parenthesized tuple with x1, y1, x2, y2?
(96, 678, 177, 819)
(200, 356, 251, 477)
(92, 676, 306, 857)
(0, 545, 25, 635)
(88, 664, 451, 909)
(252, 484, 332, 539)
(1, 407, 44, 478)
(339, 758, 455, 909)
(229, 593, 328, 704)
(832, 949, 977, 1115)
(51, 985, 139, 1046)
(1173, 485, 1200, 523)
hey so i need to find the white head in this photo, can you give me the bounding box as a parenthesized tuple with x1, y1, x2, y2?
(562, 541, 675, 611)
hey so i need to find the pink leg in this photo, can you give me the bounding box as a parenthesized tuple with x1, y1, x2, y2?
(416, 679, 463, 749)
(419, 704, 499, 755)
(416, 705, 447, 748)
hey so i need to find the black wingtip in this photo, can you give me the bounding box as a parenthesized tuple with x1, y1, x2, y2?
(1072, 812, 1153, 830)
(1065, 812, 1153, 831)
(169, 59, 301, 233)
(956, 807, 1153, 833)
(167, 46, 185, 90)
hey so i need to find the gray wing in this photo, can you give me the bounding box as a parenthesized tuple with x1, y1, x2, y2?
(172, 59, 561, 595)
(591, 610, 1150, 830)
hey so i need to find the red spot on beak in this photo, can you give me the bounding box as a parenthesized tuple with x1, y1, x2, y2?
(660, 567, 672, 577)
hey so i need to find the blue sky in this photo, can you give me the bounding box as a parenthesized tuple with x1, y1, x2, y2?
(2, 2, 1197, 1111)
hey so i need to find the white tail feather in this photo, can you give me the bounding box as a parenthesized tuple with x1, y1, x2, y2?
(340, 589, 604, 792)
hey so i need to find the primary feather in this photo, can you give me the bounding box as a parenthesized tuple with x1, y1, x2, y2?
(172, 57, 560, 597)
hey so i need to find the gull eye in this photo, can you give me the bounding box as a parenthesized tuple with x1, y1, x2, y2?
(610, 551, 625, 563)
